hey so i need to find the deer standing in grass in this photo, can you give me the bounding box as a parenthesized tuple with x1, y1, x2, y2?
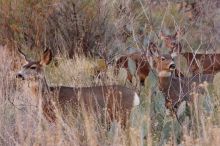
(116, 42, 184, 85)
(149, 50, 208, 121)
(150, 54, 190, 113)
(160, 29, 220, 76)
(16, 49, 140, 127)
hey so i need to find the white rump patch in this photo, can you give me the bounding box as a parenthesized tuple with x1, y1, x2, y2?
(158, 71, 171, 77)
(133, 93, 140, 106)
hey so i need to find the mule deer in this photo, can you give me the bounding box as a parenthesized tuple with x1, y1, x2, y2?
(116, 42, 184, 85)
(176, 1, 200, 21)
(149, 52, 209, 119)
(161, 29, 220, 76)
(16, 49, 140, 127)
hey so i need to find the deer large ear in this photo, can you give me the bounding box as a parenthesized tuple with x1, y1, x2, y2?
(148, 42, 160, 57)
(40, 49, 52, 65)
(148, 56, 157, 69)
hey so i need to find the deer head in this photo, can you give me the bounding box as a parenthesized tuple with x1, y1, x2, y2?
(152, 54, 176, 77)
(16, 49, 52, 81)
(147, 42, 176, 77)
(159, 28, 185, 57)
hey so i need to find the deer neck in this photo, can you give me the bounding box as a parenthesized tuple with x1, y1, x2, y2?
(29, 76, 50, 103)
(158, 73, 173, 92)
(40, 77, 50, 95)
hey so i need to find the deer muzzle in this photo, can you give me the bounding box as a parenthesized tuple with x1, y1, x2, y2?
(16, 73, 25, 80)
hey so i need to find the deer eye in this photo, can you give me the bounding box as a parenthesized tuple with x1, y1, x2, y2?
(30, 66, 37, 70)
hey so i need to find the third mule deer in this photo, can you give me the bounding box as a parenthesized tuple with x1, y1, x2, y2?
(178, 52, 220, 75)
(160, 29, 220, 76)
(16, 49, 140, 127)
(176, 1, 200, 21)
(160, 28, 184, 57)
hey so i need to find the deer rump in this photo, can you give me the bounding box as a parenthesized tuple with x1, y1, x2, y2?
(181, 53, 220, 75)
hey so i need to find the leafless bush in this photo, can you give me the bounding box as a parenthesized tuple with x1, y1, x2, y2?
(0, 0, 155, 60)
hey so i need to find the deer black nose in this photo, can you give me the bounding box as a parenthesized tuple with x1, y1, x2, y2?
(169, 64, 176, 70)
(16, 74, 24, 80)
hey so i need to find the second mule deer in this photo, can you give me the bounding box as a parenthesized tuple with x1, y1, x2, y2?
(16, 49, 140, 127)
(116, 42, 184, 85)
(149, 52, 207, 119)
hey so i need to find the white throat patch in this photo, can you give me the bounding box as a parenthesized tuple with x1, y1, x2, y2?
(158, 70, 172, 77)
